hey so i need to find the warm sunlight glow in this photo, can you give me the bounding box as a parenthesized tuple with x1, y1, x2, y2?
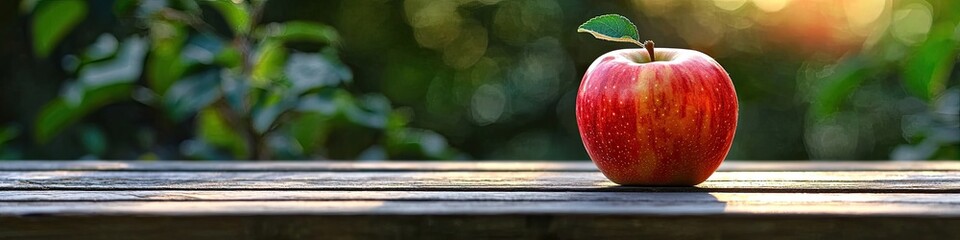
(751, 0, 791, 12)
(713, 0, 748, 11)
(892, 2, 933, 45)
(844, 0, 887, 30)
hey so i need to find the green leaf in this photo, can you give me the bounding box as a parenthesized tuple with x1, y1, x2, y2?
(289, 111, 332, 155)
(258, 21, 340, 44)
(252, 40, 287, 87)
(78, 37, 149, 88)
(220, 70, 250, 114)
(251, 90, 297, 133)
(265, 134, 304, 159)
(341, 92, 387, 129)
(215, 46, 242, 68)
(902, 23, 958, 101)
(197, 108, 248, 158)
(147, 22, 188, 95)
(285, 52, 342, 93)
(318, 47, 353, 84)
(808, 56, 869, 121)
(84, 34, 119, 61)
(297, 91, 339, 115)
(181, 33, 224, 65)
(577, 14, 642, 45)
(163, 70, 222, 121)
(33, 37, 148, 142)
(203, 0, 249, 35)
(112, 0, 138, 16)
(385, 128, 452, 159)
(0, 124, 20, 147)
(147, 47, 187, 95)
(32, 0, 88, 57)
(34, 83, 133, 143)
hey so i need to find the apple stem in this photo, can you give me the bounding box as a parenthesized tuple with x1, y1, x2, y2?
(644, 40, 655, 61)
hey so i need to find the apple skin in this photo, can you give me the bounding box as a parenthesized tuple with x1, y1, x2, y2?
(576, 48, 738, 186)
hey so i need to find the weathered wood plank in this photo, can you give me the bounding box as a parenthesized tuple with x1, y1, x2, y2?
(0, 161, 600, 172)
(0, 161, 958, 239)
(1, 197, 958, 216)
(1, 160, 957, 172)
(1, 190, 957, 204)
(3, 215, 957, 240)
(3, 191, 957, 218)
(1, 171, 958, 193)
(0, 190, 957, 208)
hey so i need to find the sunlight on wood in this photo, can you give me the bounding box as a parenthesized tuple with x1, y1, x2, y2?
(708, 171, 960, 181)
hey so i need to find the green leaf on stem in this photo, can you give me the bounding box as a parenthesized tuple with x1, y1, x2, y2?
(34, 83, 133, 143)
(258, 21, 340, 44)
(33, 37, 148, 143)
(215, 46, 242, 68)
(289, 111, 332, 155)
(163, 70, 222, 121)
(807, 56, 869, 121)
(32, 0, 88, 57)
(202, 0, 250, 35)
(902, 23, 958, 101)
(577, 14, 642, 45)
(84, 34, 119, 61)
(78, 37, 149, 88)
(285, 52, 347, 93)
(220, 70, 250, 114)
(252, 40, 288, 87)
(147, 21, 188, 95)
(251, 90, 297, 134)
(197, 108, 248, 158)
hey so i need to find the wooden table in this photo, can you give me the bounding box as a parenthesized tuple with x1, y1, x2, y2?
(1, 161, 958, 239)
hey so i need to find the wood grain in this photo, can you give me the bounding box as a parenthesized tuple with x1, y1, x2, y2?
(1, 190, 957, 204)
(2, 170, 957, 193)
(1, 160, 957, 172)
(2, 198, 959, 216)
(0, 161, 958, 239)
(0, 191, 958, 216)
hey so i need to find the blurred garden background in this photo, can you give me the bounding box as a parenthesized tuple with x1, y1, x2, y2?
(0, 0, 956, 161)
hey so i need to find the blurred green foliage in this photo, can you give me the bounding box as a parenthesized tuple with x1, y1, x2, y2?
(2, 0, 458, 160)
(0, 0, 956, 161)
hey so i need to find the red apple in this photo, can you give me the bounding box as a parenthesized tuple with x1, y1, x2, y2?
(576, 46, 738, 185)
